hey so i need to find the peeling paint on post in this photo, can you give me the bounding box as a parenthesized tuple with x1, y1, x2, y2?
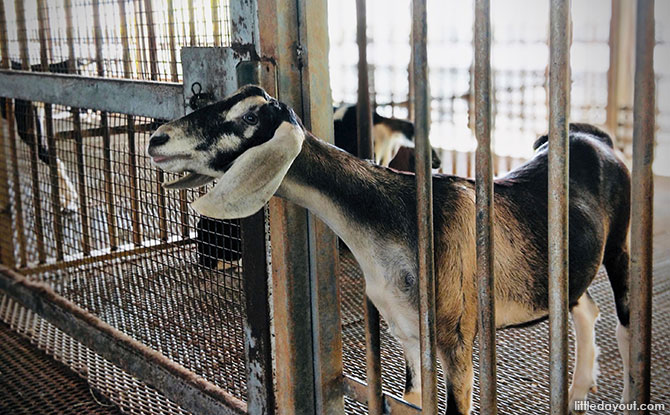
(547, 1, 571, 413)
(629, 1, 655, 413)
(474, 0, 498, 413)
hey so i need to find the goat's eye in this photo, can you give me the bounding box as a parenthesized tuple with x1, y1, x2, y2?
(242, 112, 258, 125)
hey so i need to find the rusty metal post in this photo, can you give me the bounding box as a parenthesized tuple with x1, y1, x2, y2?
(37, 0, 64, 262)
(64, 0, 91, 255)
(188, 0, 196, 46)
(296, 1, 345, 413)
(474, 0, 498, 413)
(0, 0, 18, 268)
(16, 0, 47, 264)
(92, 0, 119, 250)
(164, 0, 189, 238)
(411, 0, 438, 412)
(118, 0, 142, 246)
(141, 0, 168, 241)
(606, 0, 623, 136)
(548, 1, 571, 414)
(629, 1, 654, 412)
(257, 0, 344, 413)
(211, 0, 221, 47)
(238, 60, 276, 413)
(256, 1, 315, 411)
(356, 0, 383, 413)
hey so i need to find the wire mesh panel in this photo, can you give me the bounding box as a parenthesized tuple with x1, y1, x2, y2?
(0, 97, 249, 400)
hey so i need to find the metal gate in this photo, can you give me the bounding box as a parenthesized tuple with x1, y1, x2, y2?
(0, 1, 274, 414)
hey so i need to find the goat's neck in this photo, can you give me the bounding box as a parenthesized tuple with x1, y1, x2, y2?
(276, 133, 410, 253)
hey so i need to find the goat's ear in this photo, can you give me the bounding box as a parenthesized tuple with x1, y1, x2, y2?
(191, 121, 304, 219)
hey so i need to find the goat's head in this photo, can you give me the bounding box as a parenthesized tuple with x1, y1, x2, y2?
(147, 85, 305, 220)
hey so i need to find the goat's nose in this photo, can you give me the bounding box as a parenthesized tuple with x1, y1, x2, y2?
(150, 132, 170, 147)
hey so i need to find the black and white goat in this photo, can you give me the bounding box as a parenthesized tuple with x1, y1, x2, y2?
(196, 103, 440, 269)
(1, 60, 79, 212)
(333, 103, 442, 170)
(147, 86, 632, 415)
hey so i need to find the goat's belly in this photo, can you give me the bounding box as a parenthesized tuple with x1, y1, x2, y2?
(494, 300, 547, 328)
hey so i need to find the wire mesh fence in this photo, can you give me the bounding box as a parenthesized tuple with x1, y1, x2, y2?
(0, 0, 252, 412)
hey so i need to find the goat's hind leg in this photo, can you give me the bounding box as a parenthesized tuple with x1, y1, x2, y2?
(569, 291, 600, 413)
(604, 246, 631, 404)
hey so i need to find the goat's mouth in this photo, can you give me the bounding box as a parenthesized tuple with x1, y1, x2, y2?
(150, 153, 192, 164)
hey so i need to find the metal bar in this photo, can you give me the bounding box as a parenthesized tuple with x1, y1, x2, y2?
(22, 235, 194, 275)
(295, 1, 345, 413)
(548, 1, 571, 413)
(355, 0, 383, 413)
(211, 0, 221, 47)
(343, 376, 421, 415)
(237, 58, 275, 414)
(167, 0, 179, 81)
(16, 0, 47, 264)
(64, 0, 90, 256)
(255, 0, 317, 411)
(165, 0, 189, 238)
(118, 0, 141, 246)
(629, 1, 655, 412)
(23, 234, 193, 275)
(0, 0, 17, 268)
(0, 70, 184, 120)
(411, 0, 438, 412)
(37, 0, 64, 261)
(4, 98, 27, 266)
(474, 0, 498, 414)
(141, 0, 167, 242)
(241, 209, 275, 415)
(188, 0, 196, 46)
(92, 0, 118, 251)
(0, 266, 247, 415)
(606, 0, 622, 136)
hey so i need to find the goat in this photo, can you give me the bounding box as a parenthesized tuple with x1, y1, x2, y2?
(147, 85, 632, 415)
(1, 60, 79, 212)
(333, 103, 441, 169)
(195, 103, 438, 269)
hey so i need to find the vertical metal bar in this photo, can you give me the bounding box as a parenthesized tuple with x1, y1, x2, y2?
(37, 0, 64, 261)
(548, 1, 571, 413)
(474, 1, 498, 414)
(629, 1, 654, 412)
(355, 0, 383, 413)
(411, 0, 438, 412)
(241, 211, 275, 415)
(118, 0, 141, 246)
(167, 0, 179, 80)
(16, 0, 47, 264)
(606, 0, 622, 136)
(237, 60, 275, 414)
(92, 0, 118, 250)
(64, 0, 90, 255)
(166, 0, 190, 238)
(0, 0, 19, 267)
(211, 0, 221, 47)
(143, 0, 168, 241)
(256, 0, 315, 411)
(295, 1, 344, 413)
(188, 0, 196, 46)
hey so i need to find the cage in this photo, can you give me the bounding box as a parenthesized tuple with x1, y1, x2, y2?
(0, 1, 666, 415)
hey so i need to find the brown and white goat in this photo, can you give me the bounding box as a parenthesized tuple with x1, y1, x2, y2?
(147, 86, 632, 415)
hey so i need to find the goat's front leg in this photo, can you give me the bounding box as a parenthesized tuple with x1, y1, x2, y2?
(440, 340, 475, 415)
(400, 338, 422, 407)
